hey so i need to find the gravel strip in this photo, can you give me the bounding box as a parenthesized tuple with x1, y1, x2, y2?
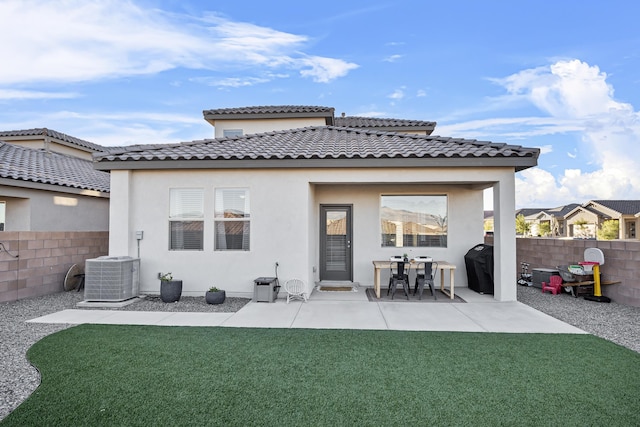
(1, 288, 639, 421)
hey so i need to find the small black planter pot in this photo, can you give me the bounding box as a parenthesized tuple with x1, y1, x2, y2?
(160, 280, 182, 303)
(206, 290, 226, 304)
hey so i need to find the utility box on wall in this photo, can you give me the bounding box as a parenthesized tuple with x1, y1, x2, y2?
(253, 277, 279, 302)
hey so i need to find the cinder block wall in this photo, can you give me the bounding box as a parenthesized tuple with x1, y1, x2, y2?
(485, 236, 640, 307)
(0, 231, 108, 303)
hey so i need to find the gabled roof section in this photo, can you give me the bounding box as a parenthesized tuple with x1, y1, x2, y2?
(0, 128, 107, 153)
(203, 105, 335, 126)
(589, 200, 640, 215)
(543, 203, 581, 217)
(334, 116, 436, 135)
(0, 141, 110, 193)
(565, 204, 611, 219)
(93, 126, 539, 171)
(515, 208, 549, 218)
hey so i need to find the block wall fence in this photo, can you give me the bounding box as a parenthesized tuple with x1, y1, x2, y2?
(0, 231, 108, 303)
(486, 236, 640, 307)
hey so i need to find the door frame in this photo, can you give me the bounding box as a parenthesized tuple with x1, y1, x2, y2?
(319, 204, 353, 281)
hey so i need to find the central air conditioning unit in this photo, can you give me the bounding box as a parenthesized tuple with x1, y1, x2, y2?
(84, 256, 140, 302)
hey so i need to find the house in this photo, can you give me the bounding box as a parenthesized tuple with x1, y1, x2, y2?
(94, 105, 539, 302)
(565, 200, 640, 239)
(0, 129, 111, 302)
(0, 129, 110, 231)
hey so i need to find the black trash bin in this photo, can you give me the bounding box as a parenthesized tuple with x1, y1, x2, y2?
(464, 244, 494, 294)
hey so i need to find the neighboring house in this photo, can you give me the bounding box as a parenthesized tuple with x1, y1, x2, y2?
(0, 129, 111, 231)
(514, 201, 640, 239)
(94, 105, 539, 302)
(566, 200, 640, 239)
(0, 128, 112, 302)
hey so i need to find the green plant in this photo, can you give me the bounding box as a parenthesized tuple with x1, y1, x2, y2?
(208, 286, 222, 292)
(515, 214, 531, 236)
(597, 219, 619, 240)
(160, 272, 173, 281)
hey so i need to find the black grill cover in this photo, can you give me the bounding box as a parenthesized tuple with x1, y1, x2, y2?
(464, 244, 494, 294)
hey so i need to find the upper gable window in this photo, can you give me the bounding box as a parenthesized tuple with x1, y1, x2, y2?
(169, 188, 204, 250)
(381, 195, 448, 248)
(223, 129, 243, 137)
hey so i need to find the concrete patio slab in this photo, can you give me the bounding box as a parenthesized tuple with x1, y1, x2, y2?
(453, 302, 588, 334)
(291, 301, 388, 330)
(221, 300, 302, 328)
(379, 303, 486, 332)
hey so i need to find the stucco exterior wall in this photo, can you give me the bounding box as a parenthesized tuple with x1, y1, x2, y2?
(0, 186, 109, 231)
(110, 166, 516, 300)
(212, 117, 328, 138)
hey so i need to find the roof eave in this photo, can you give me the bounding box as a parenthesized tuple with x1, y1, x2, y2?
(93, 156, 538, 171)
(203, 110, 335, 126)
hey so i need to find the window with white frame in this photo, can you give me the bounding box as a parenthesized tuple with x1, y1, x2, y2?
(223, 129, 243, 137)
(381, 195, 447, 248)
(215, 188, 250, 251)
(169, 188, 204, 250)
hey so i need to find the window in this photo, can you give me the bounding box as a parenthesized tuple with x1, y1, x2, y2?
(381, 195, 447, 248)
(0, 201, 5, 231)
(215, 188, 250, 250)
(169, 188, 204, 250)
(223, 129, 243, 137)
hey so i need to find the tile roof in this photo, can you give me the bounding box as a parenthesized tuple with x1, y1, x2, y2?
(0, 128, 107, 153)
(544, 203, 581, 217)
(334, 116, 436, 131)
(590, 200, 640, 215)
(203, 105, 334, 116)
(0, 141, 110, 192)
(94, 126, 539, 171)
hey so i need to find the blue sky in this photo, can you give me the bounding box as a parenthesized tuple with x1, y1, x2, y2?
(1, 0, 639, 209)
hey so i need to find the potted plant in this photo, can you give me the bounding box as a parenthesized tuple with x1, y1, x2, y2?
(160, 272, 182, 303)
(206, 286, 226, 304)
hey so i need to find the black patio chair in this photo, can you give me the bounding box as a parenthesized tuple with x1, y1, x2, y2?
(414, 261, 438, 300)
(388, 257, 410, 300)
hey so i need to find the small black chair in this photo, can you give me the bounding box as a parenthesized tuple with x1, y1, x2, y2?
(414, 261, 438, 300)
(388, 257, 410, 300)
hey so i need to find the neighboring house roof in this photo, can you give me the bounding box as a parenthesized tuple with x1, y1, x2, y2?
(0, 141, 110, 193)
(543, 203, 581, 217)
(565, 204, 612, 220)
(203, 105, 335, 125)
(589, 200, 640, 215)
(93, 126, 539, 171)
(515, 208, 549, 218)
(0, 128, 107, 153)
(334, 116, 436, 134)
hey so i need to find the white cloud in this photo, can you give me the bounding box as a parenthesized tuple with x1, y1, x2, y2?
(388, 88, 405, 100)
(538, 145, 553, 154)
(190, 76, 271, 88)
(298, 56, 359, 83)
(0, 0, 358, 85)
(4, 109, 209, 146)
(0, 89, 79, 100)
(499, 59, 640, 206)
(383, 54, 403, 63)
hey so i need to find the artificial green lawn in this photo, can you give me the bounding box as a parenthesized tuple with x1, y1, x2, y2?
(3, 325, 639, 426)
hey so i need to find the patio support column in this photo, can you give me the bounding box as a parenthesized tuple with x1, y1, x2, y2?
(493, 176, 516, 301)
(108, 170, 132, 256)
